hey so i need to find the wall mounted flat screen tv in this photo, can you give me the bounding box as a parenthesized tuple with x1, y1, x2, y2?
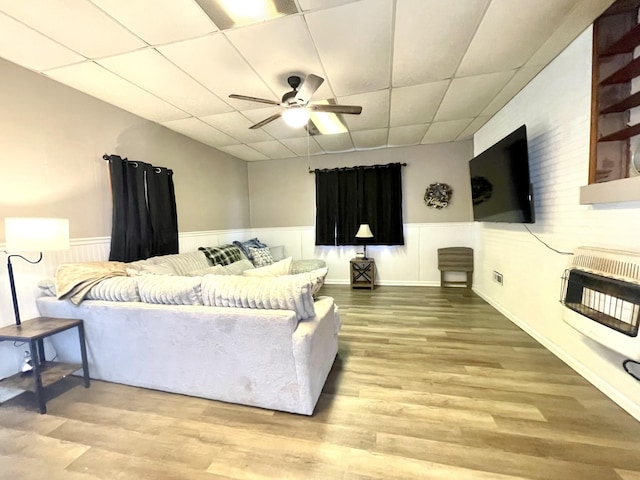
(469, 125, 535, 224)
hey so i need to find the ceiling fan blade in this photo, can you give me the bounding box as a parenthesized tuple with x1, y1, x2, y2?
(296, 74, 324, 104)
(229, 94, 280, 106)
(249, 113, 282, 129)
(308, 104, 362, 115)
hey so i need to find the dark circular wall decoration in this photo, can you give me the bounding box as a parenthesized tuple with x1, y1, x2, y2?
(424, 183, 453, 209)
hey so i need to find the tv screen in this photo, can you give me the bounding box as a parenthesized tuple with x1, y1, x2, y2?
(469, 125, 535, 224)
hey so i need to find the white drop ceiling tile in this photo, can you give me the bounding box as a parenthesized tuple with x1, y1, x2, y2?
(247, 140, 296, 159)
(158, 34, 277, 110)
(434, 71, 514, 122)
(279, 137, 324, 156)
(162, 118, 239, 148)
(340, 90, 390, 131)
(217, 144, 269, 161)
(421, 119, 473, 144)
(481, 65, 544, 117)
(525, 0, 612, 68)
(44, 62, 188, 122)
(224, 15, 331, 101)
(388, 125, 428, 147)
(352, 129, 389, 150)
(393, 0, 489, 86)
(305, 0, 393, 96)
(313, 133, 354, 153)
(90, 0, 216, 45)
(200, 111, 274, 143)
(98, 49, 232, 116)
(0, 0, 145, 58)
(456, 116, 490, 141)
(0, 12, 84, 71)
(390, 81, 449, 127)
(456, 0, 577, 77)
(298, 0, 353, 11)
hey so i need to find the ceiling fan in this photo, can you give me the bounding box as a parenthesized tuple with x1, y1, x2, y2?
(229, 74, 363, 130)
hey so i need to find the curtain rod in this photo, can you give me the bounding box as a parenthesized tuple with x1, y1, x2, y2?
(308, 162, 407, 174)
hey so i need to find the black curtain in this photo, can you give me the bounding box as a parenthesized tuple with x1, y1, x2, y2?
(315, 163, 404, 246)
(107, 155, 178, 262)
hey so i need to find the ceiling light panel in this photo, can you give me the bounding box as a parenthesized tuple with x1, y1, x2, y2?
(44, 62, 188, 122)
(305, 0, 393, 96)
(421, 119, 473, 144)
(0, 0, 145, 58)
(434, 71, 514, 122)
(247, 140, 296, 159)
(279, 137, 324, 156)
(388, 125, 429, 147)
(351, 129, 389, 150)
(201, 111, 274, 143)
(0, 12, 84, 71)
(313, 132, 354, 153)
(162, 118, 240, 148)
(217, 144, 269, 161)
(390, 80, 450, 127)
(196, 0, 297, 30)
(393, 0, 489, 86)
(90, 0, 217, 45)
(224, 15, 331, 101)
(456, 0, 577, 77)
(339, 90, 390, 132)
(97, 49, 232, 117)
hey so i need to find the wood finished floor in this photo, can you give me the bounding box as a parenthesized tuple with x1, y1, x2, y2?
(2, 285, 640, 479)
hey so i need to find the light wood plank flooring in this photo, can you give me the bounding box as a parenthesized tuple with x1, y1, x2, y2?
(2, 285, 640, 479)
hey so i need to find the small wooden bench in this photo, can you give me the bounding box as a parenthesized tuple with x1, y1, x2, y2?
(438, 247, 474, 288)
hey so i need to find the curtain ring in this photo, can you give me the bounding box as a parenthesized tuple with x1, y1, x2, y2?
(130, 161, 139, 168)
(154, 167, 162, 173)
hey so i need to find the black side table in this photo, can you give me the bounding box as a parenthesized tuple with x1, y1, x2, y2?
(350, 258, 375, 290)
(0, 317, 90, 414)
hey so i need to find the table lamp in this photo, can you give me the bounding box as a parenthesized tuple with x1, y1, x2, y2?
(355, 223, 374, 259)
(4, 217, 70, 326)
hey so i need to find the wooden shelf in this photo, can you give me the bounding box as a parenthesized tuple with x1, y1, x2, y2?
(600, 56, 640, 85)
(601, 23, 640, 56)
(598, 123, 640, 142)
(1, 361, 81, 392)
(600, 91, 640, 114)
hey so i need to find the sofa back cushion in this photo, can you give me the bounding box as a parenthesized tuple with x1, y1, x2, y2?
(137, 276, 203, 306)
(146, 251, 210, 276)
(86, 276, 141, 302)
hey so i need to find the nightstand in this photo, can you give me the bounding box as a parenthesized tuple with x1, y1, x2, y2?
(0, 317, 90, 414)
(350, 258, 375, 290)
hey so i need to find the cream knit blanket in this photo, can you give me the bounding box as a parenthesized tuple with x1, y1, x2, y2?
(55, 261, 127, 305)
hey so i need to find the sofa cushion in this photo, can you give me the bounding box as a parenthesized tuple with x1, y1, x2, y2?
(186, 259, 254, 277)
(146, 251, 210, 276)
(137, 276, 203, 306)
(199, 245, 244, 266)
(243, 257, 292, 277)
(186, 265, 227, 276)
(269, 245, 285, 262)
(86, 276, 141, 302)
(201, 274, 315, 320)
(291, 259, 327, 274)
(249, 246, 274, 267)
(290, 267, 328, 297)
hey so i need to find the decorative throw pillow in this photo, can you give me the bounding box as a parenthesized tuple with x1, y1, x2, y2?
(249, 246, 274, 267)
(198, 245, 243, 266)
(233, 238, 268, 260)
(243, 257, 292, 277)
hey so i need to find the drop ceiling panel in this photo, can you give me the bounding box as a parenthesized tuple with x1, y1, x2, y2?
(279, 137, 324, 156)
(217, 144, 269, 161)
(352, 129, 389, 150)
(434, 71, 514, 122)
(390, 81, 449, 127)
(298, 0, 353, 11)
(247, 140, 296, 159)
(393, 0, 489, 86)
(313, 133, 354, 153)
(98, 49, 232, 117)
(388, 125, 428, 146)
(224, 15, 331, 101)
(0, 0, 145, 58)
(200, 111, 274, 143)
(162, 118, 240, 148)
(0, 12, 84, 71)
(158, 34, 277, 110)
(457, 116, 490, 140)
(90, 0, 217, 45)
(340, 90, 390, 131)
(44, 62, 188, 122)
(456, 0, 576, 77)
(481, 65, 544, 117)
(421, 119, 473, 144)
(305, 0, 393, 96)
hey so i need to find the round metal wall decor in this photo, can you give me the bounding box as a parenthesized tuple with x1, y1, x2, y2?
(424, 183, 452, 209)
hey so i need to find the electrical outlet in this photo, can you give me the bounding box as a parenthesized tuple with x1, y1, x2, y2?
(493, 271, 503, 285)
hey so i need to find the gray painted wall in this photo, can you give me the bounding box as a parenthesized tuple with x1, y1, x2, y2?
(247, 141, 474, 228)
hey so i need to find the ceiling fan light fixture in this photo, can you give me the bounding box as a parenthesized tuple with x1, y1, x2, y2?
(282, 107, 310, 128)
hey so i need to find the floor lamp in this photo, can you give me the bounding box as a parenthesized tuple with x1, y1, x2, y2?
(4, 217, 70, 326)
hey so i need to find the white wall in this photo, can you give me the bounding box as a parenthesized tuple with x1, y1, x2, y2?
(473, 27, 640, 420)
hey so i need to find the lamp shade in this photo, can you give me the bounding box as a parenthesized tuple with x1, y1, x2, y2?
(282, 106, 310, 128)
(5, 217, 70, 252)
(355, 224, 374, 239)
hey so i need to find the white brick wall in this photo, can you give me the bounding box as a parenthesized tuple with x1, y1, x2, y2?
(474, 27, 640, 419)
